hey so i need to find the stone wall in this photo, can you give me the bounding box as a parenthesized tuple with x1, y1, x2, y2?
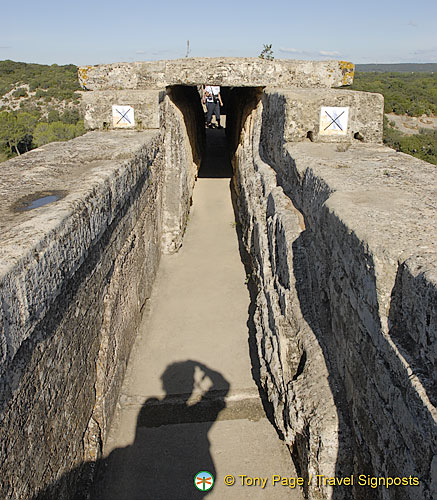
(229, 88, 436, 500)
(0, 91, 199, 499)
(80, 89, 162, 130)
(161, 86, 205, 253)
(78, 57, 355, 90)
(263, 88, 384, 143)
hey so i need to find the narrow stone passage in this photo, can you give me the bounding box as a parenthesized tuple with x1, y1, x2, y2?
(90, 126, 303, 500)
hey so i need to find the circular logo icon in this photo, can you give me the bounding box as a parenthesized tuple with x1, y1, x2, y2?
(194, 471, 214, 492)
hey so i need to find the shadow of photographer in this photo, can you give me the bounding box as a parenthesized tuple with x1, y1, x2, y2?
(90, 360, 230, 500)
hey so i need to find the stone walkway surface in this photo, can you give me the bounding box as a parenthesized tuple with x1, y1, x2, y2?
(90, 128, 303, 500)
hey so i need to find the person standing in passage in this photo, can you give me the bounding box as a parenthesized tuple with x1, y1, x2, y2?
(203, 84, 223, 128)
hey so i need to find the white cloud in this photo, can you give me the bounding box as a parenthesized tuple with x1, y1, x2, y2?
(136, 49, 172, 56)
(279, 47, 302, 54)
(319, 50, 340, 57)
(279, 47, 341, 58)
(413, 48, 437, 55)
(408, 20, 418, 27)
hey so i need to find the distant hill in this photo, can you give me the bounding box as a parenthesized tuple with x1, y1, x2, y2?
(356, 63, 437, 73)
(349, 68, 437, 165)
(0, 60, 84, 162)
(349, 71, 436, 116)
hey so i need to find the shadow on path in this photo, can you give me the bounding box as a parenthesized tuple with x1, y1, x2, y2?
(34, 361, 229, 500)
(91, 360, 230, 500)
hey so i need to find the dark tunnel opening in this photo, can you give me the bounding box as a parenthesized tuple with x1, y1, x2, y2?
(167, 85, 264, 179)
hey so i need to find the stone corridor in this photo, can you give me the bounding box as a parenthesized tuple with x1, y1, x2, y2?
(89, 127, 303, 499)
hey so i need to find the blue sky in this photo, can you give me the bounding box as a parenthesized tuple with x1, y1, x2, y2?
(1, 0, 436, 66)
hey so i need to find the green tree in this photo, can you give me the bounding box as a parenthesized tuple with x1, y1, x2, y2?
(16, 112, 38, 152)
(61, 108, 80, 124)
(33, 121, 85, 147)
(383, 116, 437, 165)
(0, 112, 37, 155)
(350, 71, 437, 116)
(259, 44, 274, 60)
(47, 109, 60, 122)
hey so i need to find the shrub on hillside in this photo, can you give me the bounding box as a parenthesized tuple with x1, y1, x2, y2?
(0, 60, 81, 99)
(33, 121, 85, 147)
(13, 87, 28, 98)
(35, 89, 47, 99)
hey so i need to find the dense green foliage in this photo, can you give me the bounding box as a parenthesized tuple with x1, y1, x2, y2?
(33, 121, 85, 147)
(350, 71, 437, 165)
(0, 109, 85, 159)
(350, 71, 437, 116)
(0, 60, 85, 161)
(0, 60, 81, 100)
(0, 111, 37, 155)
(356, 63, 437, 73)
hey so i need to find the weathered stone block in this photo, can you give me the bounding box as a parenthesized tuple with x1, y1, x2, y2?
(79, 89, 163, 130)
(265, 88, 384, 143)
(78, 57, 354, 90)
(0, 130, 164, 499)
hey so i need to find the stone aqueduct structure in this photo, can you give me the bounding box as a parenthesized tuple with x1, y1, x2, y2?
(0, 58, 435, 499)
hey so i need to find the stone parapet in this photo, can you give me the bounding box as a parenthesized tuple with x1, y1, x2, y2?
(78, 58, 354, 90)
(263, 88, 384, 143)
(0, 130, 163, 499)
(80, 89, 163, 130)
(230, 89, 436, 500)
(0, 85, 202, 498)
(1, 74, 434, 500)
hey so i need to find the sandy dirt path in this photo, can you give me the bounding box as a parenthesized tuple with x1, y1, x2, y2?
(386, 113, 437, 135)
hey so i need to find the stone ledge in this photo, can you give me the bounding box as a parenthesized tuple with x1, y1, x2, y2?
(0, 91, 203, 499)
(284, 141, 436, 260)
(78, 57, 354, 90)
(286, 141, 437, 413)
(80, 89, 164, 130)
(277, 141, 436, 499)
(265, 88, 384, 143)
(0, 130, 158, 368)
